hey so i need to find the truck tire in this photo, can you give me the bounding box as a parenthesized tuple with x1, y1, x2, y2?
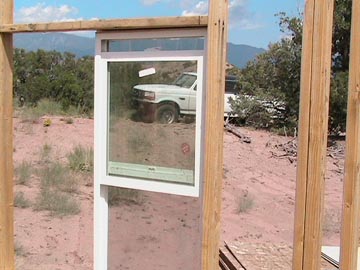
(155, 104, 179, 124)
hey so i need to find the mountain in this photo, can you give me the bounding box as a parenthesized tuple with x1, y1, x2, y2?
(14, 32, 265, 68)
(14, 33, 95, 58)
(227, 42, 265, 68)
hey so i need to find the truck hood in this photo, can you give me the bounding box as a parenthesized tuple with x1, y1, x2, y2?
(134, 84, 186, 92)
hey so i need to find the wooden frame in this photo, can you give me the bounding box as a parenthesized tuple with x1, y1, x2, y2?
(1, 0, 359, 269)
(0, 1, 227, 269)
(93, 29, 207, 269)
(340, 0, 360, 269)
(202, 0, 228, 269)
(292, 1, 335, 269)
(0, 1, 14, 270)
(0, 16, 207, 33)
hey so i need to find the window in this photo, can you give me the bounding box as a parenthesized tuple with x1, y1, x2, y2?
(95, 29, 206, 197)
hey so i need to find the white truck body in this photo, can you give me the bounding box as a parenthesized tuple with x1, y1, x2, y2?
(133, 72, 238, 123)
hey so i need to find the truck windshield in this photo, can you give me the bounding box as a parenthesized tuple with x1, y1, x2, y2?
(173, 73, 197, 88)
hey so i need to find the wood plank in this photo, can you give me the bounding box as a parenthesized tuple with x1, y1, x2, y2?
(219, 249, 238, 270)
(303, 1, 334, 269)
(202, 0, 228, 269)
(292, 0, 315, 268)
(292, 1, 334, 270)
(339, 0, 360, 269)
(0, 16, 208, 33)
(0, 0, 15, 269)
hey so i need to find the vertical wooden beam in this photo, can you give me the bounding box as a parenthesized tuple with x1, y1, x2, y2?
(0, 0, 15, 270)
(340, 0, 360, 269)
(292, 1, 334, 270)
(202, 0, 228, 269)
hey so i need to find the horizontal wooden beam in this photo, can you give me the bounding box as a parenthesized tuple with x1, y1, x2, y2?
(0, 16, 208, 33)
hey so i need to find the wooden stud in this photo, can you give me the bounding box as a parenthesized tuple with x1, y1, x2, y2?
(0, 0, 15, 270)
(292, 1, 334, 270)
(292, 1, 315, 267)
(339, 0, 360, 269)
(202, 0, 228, 269)
(0, 16, 208, 33)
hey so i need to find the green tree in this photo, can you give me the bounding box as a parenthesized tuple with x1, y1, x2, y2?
(232, 1, 351, 133)
(333, 0, 352, 71)
(13, 49, 94, 113)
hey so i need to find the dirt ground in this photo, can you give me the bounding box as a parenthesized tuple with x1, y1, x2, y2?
(13, 116, 345, 269)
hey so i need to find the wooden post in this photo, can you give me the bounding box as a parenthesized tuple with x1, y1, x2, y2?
(202, 0, 228, 269)
(292, 1, 334, 270)
(0, 0, 15, 270)
(339, 0, 360, 269)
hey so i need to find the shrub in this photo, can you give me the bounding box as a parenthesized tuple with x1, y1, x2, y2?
(127, 132, 151, 153)
(39, 143, 52, 164)
(230, 95, 281, 129)
(14, 242, 26, 257)
(108, 187, 144, 207)
(35, 189, 80, 216)
(14, 192, 31, 208)
(67, 145, 94, 172)
(18, 106, 43, 123)
(43, 118, 52, 127)
(323, 209, 341, 236)
(15, 160, 32, 185)
(38, 161, 78, 193)
(236, 193, 254, 214)
(65, 117, 74, 124)
(35, 159, 80, 216)
(36, 99, 63, 116)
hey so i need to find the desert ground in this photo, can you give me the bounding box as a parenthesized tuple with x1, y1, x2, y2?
(12, 116, 344, 269)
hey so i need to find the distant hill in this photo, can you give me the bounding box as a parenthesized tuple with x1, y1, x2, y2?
(14, 33, 95, 58)
(14, 32, 265, 68)
(227, 42, 265, 68)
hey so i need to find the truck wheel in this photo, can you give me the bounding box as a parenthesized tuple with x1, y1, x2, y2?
(155, 104, 178, 124)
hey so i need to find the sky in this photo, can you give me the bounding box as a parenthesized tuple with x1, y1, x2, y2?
(14, 0, 305, 49)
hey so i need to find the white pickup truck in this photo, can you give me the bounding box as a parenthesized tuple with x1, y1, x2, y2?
(133, 72, 239, 123)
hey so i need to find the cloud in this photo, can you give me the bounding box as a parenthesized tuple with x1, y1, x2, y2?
(141, 0, 163, 5)
(181, 0, 263, 30)
(182, 1, 208, 16)
(16, 3, 80, 23)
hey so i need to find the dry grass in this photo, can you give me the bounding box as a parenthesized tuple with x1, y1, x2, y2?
(39, 161, 78, 194)
(15, 160, 32, 186)
(14, 192, 31, 209)
(236, 192, 254, 214)
(108, 187, 144, 207)
(39, 143, 52, 164)
(15, 242, 27, 257)
(34, 189, 80, 216)
(35, 157, 81, 216)
(323, 209, 341, 236)
(67, 145, 93, 173)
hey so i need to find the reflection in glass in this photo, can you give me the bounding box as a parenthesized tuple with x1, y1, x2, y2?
(107, 60, 198, 186)
(108, 187, 202, 270)
(103, 37, 205, 52)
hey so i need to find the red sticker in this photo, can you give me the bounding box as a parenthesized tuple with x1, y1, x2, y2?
(181, 143, 191, 155)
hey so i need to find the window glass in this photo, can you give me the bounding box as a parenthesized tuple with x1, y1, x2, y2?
(103, 37, 205, 52)
(225, 76, 240, 94)
(107, 60, 199, 186)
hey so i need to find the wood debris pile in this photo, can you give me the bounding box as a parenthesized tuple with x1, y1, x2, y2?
(268, 136, 345, 175)
(268, 138, 298, 164)
(224, 122, 252, 144)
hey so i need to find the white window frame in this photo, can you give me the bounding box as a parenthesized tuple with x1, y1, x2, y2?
(94, 28, 207, 270)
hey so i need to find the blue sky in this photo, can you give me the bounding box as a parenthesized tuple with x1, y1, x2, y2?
(14, 0, 304, 49)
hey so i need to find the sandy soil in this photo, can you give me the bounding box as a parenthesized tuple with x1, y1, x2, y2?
(13, 116, 344, 269)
